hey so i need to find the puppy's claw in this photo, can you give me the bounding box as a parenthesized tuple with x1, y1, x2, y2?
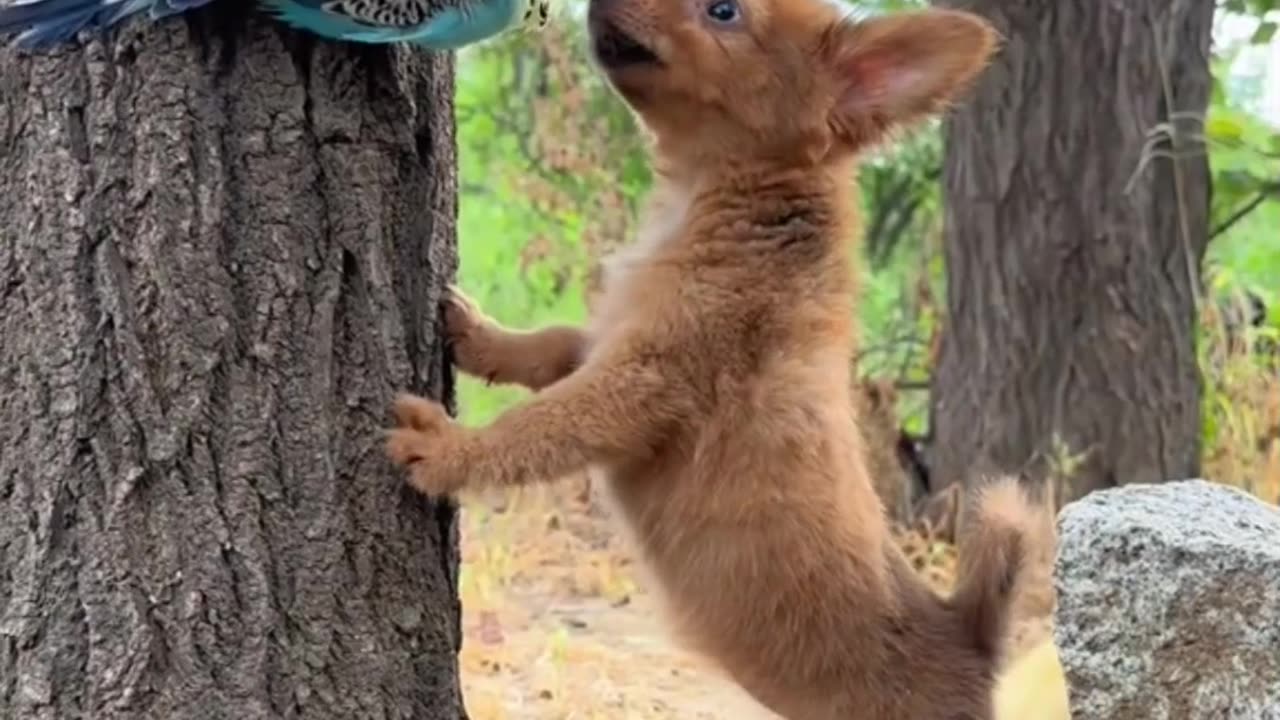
(392, 393, 448, 431)
(385, 428, 428, 467)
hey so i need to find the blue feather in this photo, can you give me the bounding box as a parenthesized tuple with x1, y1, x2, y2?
(255, 0, 416, 44)
(0, 0, 539, 51)
(258, 0, 522, 50)
(12, 9, 97, 47)
(150, 0, 211, 19)
(0, 0, 99, 34)
(404, 0, 521, 49)
(0, 0, 216, 48)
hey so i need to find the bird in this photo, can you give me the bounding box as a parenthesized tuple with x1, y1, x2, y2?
(0, 0, 552, 51)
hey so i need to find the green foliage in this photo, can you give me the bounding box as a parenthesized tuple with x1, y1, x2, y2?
(1221, 0, 1280, 20)
(1205, 10, 1280, 309)
(858, 127, 943, 269)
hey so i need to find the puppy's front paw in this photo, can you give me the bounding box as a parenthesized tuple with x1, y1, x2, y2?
(442, 286, 502, 384)
(385, 393, 468, 497)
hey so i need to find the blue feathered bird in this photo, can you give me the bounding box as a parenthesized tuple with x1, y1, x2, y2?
(0, 0, 552, 50)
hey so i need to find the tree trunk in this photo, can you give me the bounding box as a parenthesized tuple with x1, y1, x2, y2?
(929, 0, 1214, 502)
(0, 12, 464, 720)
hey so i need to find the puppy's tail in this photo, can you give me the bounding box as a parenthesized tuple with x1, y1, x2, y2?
(948, 477, 1057, 665)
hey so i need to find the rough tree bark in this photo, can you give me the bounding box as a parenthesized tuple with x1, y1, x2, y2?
(0, 11, 464, 719)
(929, 0, 1214, 502)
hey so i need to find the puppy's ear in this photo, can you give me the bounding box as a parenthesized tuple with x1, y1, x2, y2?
(826, 9, 999, 148)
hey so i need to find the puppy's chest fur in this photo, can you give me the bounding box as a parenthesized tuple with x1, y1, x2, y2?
(586, 181, 695, 346)
(575, 178, 861, 628)
(578, 181, 711, 500)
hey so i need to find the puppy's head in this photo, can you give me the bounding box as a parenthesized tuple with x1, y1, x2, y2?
(587, 0, 999, 165)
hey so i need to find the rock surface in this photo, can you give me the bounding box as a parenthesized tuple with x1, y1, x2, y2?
(1054, 479, 1280, 720)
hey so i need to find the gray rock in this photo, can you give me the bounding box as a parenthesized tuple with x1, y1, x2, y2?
(1054, 479, 1280, 720)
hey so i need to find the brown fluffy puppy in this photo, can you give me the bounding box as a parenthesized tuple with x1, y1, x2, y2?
(386, 1, 1054, 717)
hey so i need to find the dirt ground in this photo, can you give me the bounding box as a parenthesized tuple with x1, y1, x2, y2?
(456, 481, 770, 719)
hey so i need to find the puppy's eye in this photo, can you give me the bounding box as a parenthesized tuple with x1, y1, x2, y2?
(706, 0, 740, 23)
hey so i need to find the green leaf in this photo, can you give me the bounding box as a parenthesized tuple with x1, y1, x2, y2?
(1250, 21, 1277, 44)
(1206, 112, 1246, 142)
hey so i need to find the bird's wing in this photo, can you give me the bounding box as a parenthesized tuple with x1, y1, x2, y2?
(0, 0, 214, 48)
(402, 0, 518, 49)
(256, 0, 418, 42)
(259, 0, 520, 49)
(148, 0, 215, 18)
